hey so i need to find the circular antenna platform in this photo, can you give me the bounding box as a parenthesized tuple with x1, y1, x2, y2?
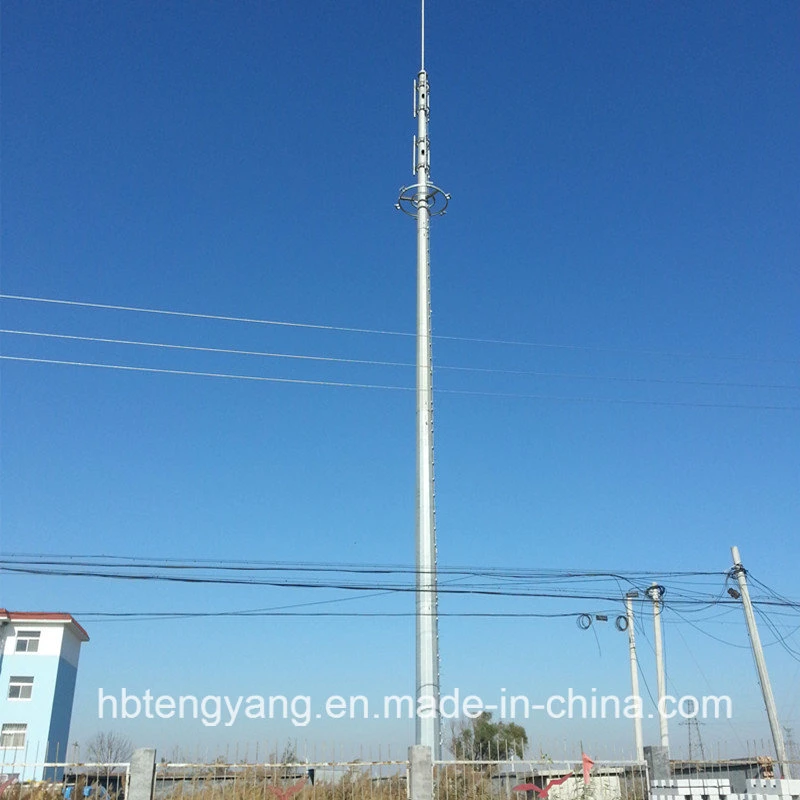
(395, 183, 450, 217)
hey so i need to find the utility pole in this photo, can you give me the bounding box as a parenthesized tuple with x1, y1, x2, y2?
(396, 0, 450, 760)
(625, 591, 645, 761)
(646, 583, 669, 751)
(730, 546, 792, 779)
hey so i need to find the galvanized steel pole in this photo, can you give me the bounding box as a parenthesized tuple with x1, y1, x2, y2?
(414, 64, 439, 758)
(396, 0, 450, 759)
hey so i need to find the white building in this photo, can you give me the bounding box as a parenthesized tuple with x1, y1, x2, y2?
(0, 609, 89, 780)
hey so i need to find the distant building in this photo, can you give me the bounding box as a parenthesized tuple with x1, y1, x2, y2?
(0, 609, 89, 781)
(670, 758, 775, 795)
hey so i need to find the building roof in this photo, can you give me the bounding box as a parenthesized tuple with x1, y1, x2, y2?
(0, 609, 90, 641)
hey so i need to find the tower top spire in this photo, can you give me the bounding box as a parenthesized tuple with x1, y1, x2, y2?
(421, 0, 425, 71)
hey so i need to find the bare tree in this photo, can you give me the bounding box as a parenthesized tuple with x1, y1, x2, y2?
(85, 732, 134, 763)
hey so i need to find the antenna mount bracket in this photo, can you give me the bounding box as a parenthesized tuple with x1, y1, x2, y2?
(395, 184, 450, 217)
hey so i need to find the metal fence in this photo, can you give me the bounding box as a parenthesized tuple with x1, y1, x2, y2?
(434, 759, 649, 800)
(0, 751, 650, 800)
(152, 759, 408, 800)
(2, 747, 798, 800)
(0, 761, 129, 800)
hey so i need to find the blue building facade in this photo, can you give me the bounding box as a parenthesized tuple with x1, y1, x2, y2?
(0, 610, 89, 781)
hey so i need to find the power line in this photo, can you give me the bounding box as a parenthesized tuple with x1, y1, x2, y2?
(0, 355, 413, 393)
(2, 561, 796, 607)
(0, 552, 737, 598)
(0, 563, 657, 598)
(666, 604, 751, 649)
(5, 554, 794, 620)
(0, 552, 727, 580)
(3, 553, 784, 607)
(3, 293, 798, 365)
(4, 552, 744, 603)
(0, 329, 413, 369)
(671, 608, 748, 754)
(72, 610, 604, 621)
(754, 607, 800, 663)
(749, 575, 800, 611)
(0, 294, 413, 339)
(4, 328, 799, 391)
(4, 355, 799, 411)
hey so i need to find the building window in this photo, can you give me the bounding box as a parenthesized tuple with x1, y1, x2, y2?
(15, 630, 40, 653)
(8, 677, 33, 700)
(0, 724, 27, 748)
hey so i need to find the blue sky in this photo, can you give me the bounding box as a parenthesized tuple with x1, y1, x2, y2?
(1, 1, 799, 759)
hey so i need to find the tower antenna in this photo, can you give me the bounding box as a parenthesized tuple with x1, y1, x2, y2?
(396, 0, 449, 760)
(420, 0, 425, 70)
